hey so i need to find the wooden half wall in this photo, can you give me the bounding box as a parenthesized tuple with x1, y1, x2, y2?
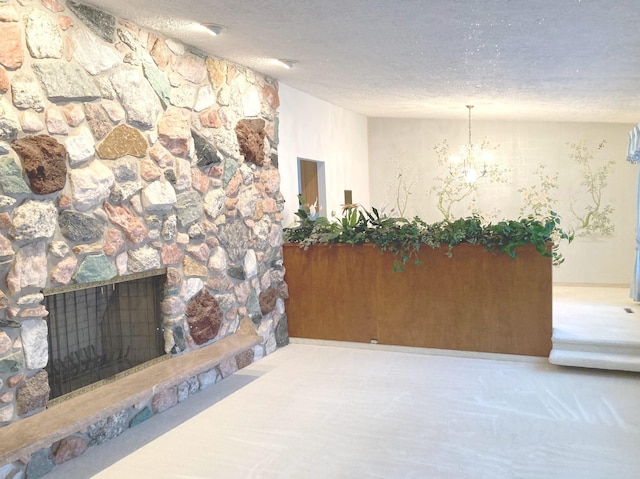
(283, 243, 552, 357)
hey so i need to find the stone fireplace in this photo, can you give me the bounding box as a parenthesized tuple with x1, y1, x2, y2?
(0, 0, 288, 473)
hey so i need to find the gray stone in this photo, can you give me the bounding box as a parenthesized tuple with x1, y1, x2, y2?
(111, 157, 138, 182)
(197, 368, 220, 389)
(25, 9, 63, 59)
(25, 448, 54, 479)
(142, 61, 171, 108)
(223, 158, 238, 188)
(71, 27, 122, 75)
(10, 200, 57, 241)
(20, 319, 48, 369)
(175, 191, 203, 228)
(32, 63, 101, 103)
(164, 169, 176, 183)
(109, 181, 142, 203)
(141, 180, 177, 211)
(187, 223, 205, 240)
(172, 324, 186, 352)
(69, 161, 115, 211)
(0, 97, 19, 141)
(275, 315, 289, 348)
(11, 73, 45, 112)
(59, 210, 104, 242)
(227, 265, 245, 281)
(203, 188, 225, 220)
(75, 254, 116, 283)
(0, 156, 29, 194)
(218, 221, 251, 262)
(86, 409, 129, 446)
(161, 215, 177, 241)
(237, 186, 258, 218)
(0, 351, 23, 373)
(83, 103, 111, 141)
(246, 290, 262, 324)
(169, 83, 197, 109)
(67, 0, 116, 43)
(192, 129, 220, 167)
(177, 377, 199, 402)
(49, 240, 70, 258)
(65, 126, 95, 166)
(128, 246, 161, 272)
(110, 66, 162, 130)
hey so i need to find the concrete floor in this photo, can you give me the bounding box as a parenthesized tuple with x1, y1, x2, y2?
(45, 286, 640, 479)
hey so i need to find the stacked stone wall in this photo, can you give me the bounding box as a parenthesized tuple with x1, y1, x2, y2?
(0, 0, 288, 430)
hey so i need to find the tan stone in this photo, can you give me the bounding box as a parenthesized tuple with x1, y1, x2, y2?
(149, 37, 170, 71)
(0, 331, 11, 355)
(200, 108, 221, 128)
(0, 212, 12, 230)
(96, 124, 148, 159)
(262, 84, 280, 109)
(205, 57, 226, 89)
(71, 243, 103, 255)
(0, 5, 19, 22)
(183, 255, 207, 277)
(157, 108, 191, 156)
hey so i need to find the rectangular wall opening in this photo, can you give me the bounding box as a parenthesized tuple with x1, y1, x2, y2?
(44, 271, 166, 401)
(297, 157, 327, 217)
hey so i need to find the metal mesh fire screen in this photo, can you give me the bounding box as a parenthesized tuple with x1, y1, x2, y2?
(44, 271, 166, 400)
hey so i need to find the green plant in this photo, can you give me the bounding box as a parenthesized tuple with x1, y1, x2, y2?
(284, 202, 573, 270)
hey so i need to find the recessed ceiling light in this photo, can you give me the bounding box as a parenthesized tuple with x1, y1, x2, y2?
(203, 23, 224, 35)
(277, 59, 297, 69)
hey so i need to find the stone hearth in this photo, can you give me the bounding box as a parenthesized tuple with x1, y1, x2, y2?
(0, 0, 288, 475)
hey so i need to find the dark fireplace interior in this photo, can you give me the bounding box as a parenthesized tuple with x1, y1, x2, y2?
(44, 272, 166, 400)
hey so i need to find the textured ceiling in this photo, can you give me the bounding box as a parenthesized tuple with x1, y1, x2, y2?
(86, 0, 640, 123)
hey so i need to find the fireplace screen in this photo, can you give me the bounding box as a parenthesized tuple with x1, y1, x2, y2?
(44, 273, 166, 400)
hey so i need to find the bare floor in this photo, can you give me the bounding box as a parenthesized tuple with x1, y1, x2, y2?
(45, 286, 640, 478)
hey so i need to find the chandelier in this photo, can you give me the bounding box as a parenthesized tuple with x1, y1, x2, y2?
(449, 105, 492, 183)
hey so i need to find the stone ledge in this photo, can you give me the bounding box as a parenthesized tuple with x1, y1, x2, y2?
(0, 331, 261, 466)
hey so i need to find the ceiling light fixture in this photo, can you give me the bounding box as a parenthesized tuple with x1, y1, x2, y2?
(203, 23, 224, 35)
(449, 105, 492, 183)
(277, 59, 297, 69)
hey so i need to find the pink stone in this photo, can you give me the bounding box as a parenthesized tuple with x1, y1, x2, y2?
(151, 388, 177, 414)
(149, 37, 170, 71)
(7, 374, 22, 388)
(63, 104, 85, 127)
(58, 194, 72, 208)
(161, 243, 182, 265)
(50, 256, 77, 285)
(191, 167, 210, 194)
(7, 242, 47, 296)
(103, 202, 147, 244)
(200, 108, 221, 128)
(262, 197, 277, 214)
(225, 171, 242, 197)
(261, 169, 280, 195)
(103, 228, 125, 256)
(58, 15, 73, 30)
(166, 267, 181, 288)
(0, 24, 22, 69)
(186, 243, 210, 262)
(149, 142, 175, 168)
(0, 66, 9, 94)
(209, 166, 223, 178)
(101, 100, 124, 123)
(0, 213, 13, 229)
(41, 0, 65, 12)
(227, 64, 237, 84)
(157, 108, 191, 156)
(52, 436, 88, 465)
(0, 233, 13, 258)
(140, 157, 161, 181)
(18, 305, 48, 318)
(175, 55, 207, 84)
(0, 391, 13, 403)
(161, 296, 185, 316)
(262, 85, 280, 109)
(6, 307, 18, 318)
(115, 252, 128, 275)
(45, 107, 69, 135)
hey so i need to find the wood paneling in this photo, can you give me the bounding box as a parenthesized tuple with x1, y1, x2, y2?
(283, 243, 552, 357)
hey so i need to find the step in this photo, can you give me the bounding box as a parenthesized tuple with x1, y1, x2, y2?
(0, 329, 261, 466)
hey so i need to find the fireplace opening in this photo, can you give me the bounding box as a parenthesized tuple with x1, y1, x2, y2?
(44, 271, 167, 400)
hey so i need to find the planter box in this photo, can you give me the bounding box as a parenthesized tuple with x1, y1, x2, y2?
(283, 243, 552, 357)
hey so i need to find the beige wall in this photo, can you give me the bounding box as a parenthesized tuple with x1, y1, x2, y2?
(368, 118, 637, 285)
(278, 85, 370, 227)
